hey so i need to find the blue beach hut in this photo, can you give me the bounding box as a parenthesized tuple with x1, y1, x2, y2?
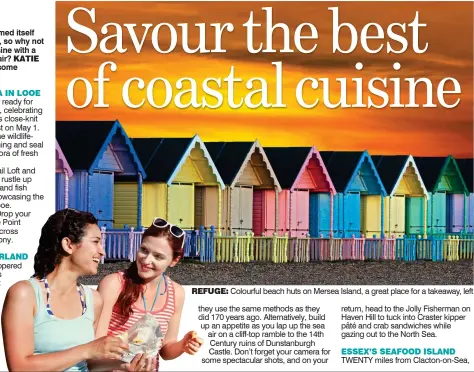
(55, 139, 73, 211)
(319, 151, 387, 238)
(56, 120, 147, 229)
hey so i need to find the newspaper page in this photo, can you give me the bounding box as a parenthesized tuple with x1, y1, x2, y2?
(0, 1, 473, 372)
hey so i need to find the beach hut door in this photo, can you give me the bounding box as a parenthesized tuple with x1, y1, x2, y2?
(194, 186, 204, 229)
(405, 197, 424, 236)
(309, 193, 319, 237)
(292, 190, 309, 237)
(469, 195, 474, 233)
(168, 184, 194, 230)
(194, 186, 219, 230)
(431, 192, 447, 234)
(344, 193, 360, 237)
(360, 195, 382, 238)
(55, 173, 65, 211)
(447, 194, 464, 233)
(91, 171, 114, 229)
(231, 186, 253, 234)
(252, 189, 264, 236)
(392, 195, 406, 236)
(309, 193, 331, 238)
(263, 190, 277, 236)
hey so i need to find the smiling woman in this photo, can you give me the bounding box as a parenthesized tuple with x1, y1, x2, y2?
(1, 209, 132, 372)
(94, 218, 204, 372)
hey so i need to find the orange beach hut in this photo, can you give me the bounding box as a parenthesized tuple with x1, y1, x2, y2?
(205, 140, 282, 236)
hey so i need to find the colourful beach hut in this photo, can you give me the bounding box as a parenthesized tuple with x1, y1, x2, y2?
(131, 135, 225, 231)
(264, 146, 336, 237)
(205, 141, 282, 236)
(55, 139, 73, 211)
(372, 155, 429, 237)
(56, 120, 146, 229)
(319, 151, 387, 238)
(454, 158, 473, 233)
(413, 156, 469, 234)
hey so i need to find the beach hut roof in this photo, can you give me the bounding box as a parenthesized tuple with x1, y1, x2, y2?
(259, 147, 308, 189)
(205, 142, 253, 185)
(55, 120, 146, 177)
(55, 139, 73, 177)
(131, 135, 225, 189)
(264, 146, 336, 193)
(205, 140, 282, 191)
(413, 156, 468, 194)
(454, 158, 473, 193)
(320, 151, 361, 192)
(372, 155, 429, 197)
(320, 151, 386, 195)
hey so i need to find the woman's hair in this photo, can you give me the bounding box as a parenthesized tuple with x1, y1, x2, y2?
(116, 224, 184, 318)
(33, 208, 98, 279)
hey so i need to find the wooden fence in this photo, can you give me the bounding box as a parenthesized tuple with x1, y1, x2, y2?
(100, 227, 474, 264)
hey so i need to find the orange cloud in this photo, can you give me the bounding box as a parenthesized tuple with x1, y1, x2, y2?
(56, 2, 473, 157)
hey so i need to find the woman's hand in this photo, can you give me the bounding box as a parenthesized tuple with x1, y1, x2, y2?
(121, 353, 156, 371)
(85, 335, 129, 360)
(181, 331, 204, 355)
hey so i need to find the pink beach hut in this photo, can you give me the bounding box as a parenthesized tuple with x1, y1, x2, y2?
(264, 147, 336, 237)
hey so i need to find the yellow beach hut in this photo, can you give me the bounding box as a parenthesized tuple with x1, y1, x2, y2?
(372, 155, 429, 237)
(130, 135, 225, 230)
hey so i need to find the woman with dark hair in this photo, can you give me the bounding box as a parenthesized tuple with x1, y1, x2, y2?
(96, 218, 203, 371)
(1, 209, 131, 372)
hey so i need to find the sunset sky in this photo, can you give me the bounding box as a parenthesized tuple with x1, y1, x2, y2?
(56, 2, 473, 157)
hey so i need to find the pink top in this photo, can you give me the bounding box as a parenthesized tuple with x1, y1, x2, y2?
(107, 272, 176, 370)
